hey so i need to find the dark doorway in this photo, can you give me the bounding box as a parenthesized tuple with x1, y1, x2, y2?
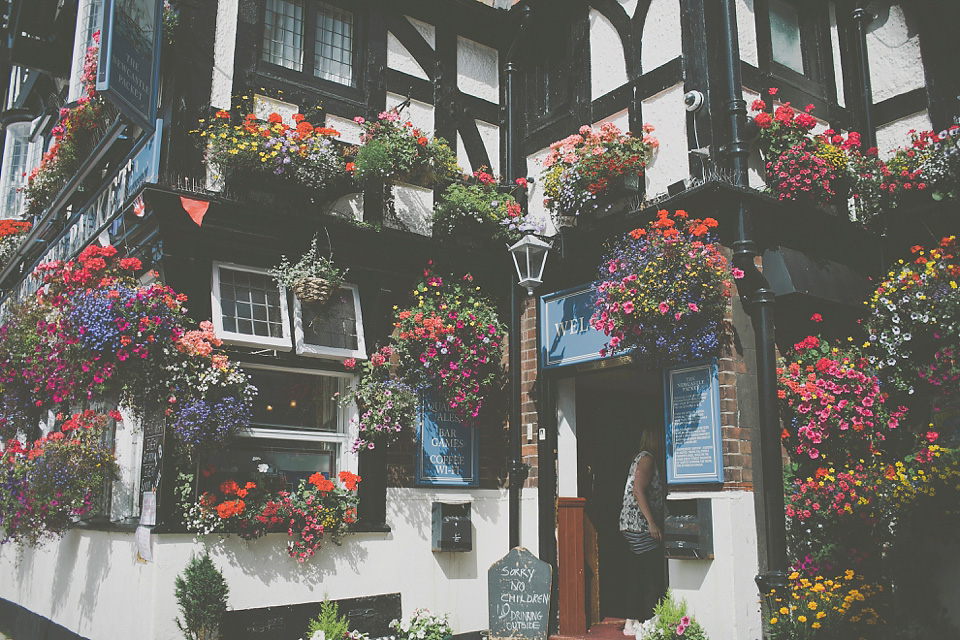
(576, 367, 665, 624)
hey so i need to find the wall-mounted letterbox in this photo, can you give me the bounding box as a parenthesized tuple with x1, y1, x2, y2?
(663, 498, 713, 559)
(431, 502, 472, 552)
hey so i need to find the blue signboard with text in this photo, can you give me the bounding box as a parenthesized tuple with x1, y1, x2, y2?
(416, 392, 479, 487)
(97, 0, 163, 132)
(664, 361, 723, 485)
(540, 284, 615, 369)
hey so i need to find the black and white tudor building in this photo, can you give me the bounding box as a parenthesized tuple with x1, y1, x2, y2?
(0, 1, 956, 639)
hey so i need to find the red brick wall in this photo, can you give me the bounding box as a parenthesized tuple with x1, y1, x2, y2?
(519, 295, 539, 488)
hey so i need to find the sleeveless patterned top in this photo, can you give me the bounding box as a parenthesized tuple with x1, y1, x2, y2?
(619, 451, 665, 534)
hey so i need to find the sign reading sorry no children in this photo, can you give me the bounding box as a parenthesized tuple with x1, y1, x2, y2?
(488, 548, 552, 640)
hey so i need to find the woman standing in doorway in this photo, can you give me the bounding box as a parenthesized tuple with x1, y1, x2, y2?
(619, 427, 666, 635)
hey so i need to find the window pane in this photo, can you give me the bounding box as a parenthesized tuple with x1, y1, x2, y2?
(219, 268, 285, 339)
(1, 126, 29, 215)
(203, 440, 337, 494)
(300, 288, 359, 350)
(769, 0, 804, 74)
(248, 369, 342, 432)
(314, 2, 354, 86)
(263, 0, 304, 71)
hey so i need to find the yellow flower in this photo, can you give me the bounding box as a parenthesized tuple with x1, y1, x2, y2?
(769, 618, 778, 625)
(812, 622, 821, 629)
(779, 607, 788, 615)
(797, 615, 807, 623)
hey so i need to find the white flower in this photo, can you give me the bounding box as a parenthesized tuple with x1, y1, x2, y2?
(258, 463, 269, 473)
(311, 631, 326, 640)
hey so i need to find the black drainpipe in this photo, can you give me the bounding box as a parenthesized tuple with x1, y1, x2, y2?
(719, 0, 788, 604)
(505, 4, 532, 551)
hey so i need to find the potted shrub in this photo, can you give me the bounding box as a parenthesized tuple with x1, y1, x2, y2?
(540, 121, 658, 225)
(349, 111, 459, 187)
(198, 109, 348, 197)
(342, 346, 418, 452)
(432, 170, 544, 247)
(269, 235, 348, 304)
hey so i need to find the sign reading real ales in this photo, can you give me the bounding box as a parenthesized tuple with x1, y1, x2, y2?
(488, 548, 552, 640)
(416, 391, 478, 487)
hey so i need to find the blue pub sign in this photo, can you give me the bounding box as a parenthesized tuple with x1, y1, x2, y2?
(540, 284, 614, 369)
(663, 361, 723, 485)
(416, 392, 479, 487)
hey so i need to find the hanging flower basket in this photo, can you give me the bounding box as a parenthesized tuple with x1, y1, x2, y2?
(290, 276, 336, 304)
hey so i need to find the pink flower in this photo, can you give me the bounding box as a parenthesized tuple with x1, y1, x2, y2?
(622, 301, 635, 314)
(343, 358, 356, 370)
(658, 302, 669, 314)
(732, 267, 745, 279)
(688, 303, 699, 312)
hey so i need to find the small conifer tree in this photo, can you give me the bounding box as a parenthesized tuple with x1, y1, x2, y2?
(307, 599, 351, 640)
(174, 551, 230, 640)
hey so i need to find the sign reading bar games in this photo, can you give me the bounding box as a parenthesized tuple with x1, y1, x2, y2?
(664, 361, 723, 485)
(540, 284, 617, 369)
(415, 391, 479, 487)
(97, 0, 163, 131)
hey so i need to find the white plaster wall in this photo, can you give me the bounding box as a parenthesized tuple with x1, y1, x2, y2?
(389, 182, 434, 236)
(456, 121, 501, 177)
(386, 93, 435, 137)
(457, 37, 499, 104)
(0, 489, 536, 639)
(556, 378, 578, 497)
(326, 114, 364, 146)
(593, 108, 630, 134)
(254, 95, 299, 124)
(111, 412, 142, 520)
(388, 32, 430, 81)
(668, 491, 761, 640)
(829, 3, 846, 108)
(406, 16, 436, 49)
(641, 0, 683, 73)
(589, 9, 628, 101)
(876, 110, 932, 158)
(641, 83, 688, 197)
(616, 0, 639, 19)
(525, 147, 556, 237)
(743, 88, 766, 189)
(736, 0, 759, 67)
(866, 3, 925, 104)
(327, 193, 364, 221)
(210, 0, 239, 110)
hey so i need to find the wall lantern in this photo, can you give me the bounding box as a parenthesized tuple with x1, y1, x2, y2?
(508, 234, 552, 295)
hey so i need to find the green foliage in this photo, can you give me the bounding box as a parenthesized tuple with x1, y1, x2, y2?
(351, 113, 459, 186)
(432, 171, 540, 243)
(636, 591, 708, 640)
(268, 235, 347, 290)
(307, 599, 351, 640)
(174, 552, 230, 640)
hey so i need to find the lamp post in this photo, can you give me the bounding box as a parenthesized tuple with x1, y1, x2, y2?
(506, 234, 551, 549)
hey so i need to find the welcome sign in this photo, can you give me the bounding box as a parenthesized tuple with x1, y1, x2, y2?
(540, 284, 613, 369)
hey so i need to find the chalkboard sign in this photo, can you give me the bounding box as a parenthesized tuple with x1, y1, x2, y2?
(138, 414, 165, 506)
(664, 361, 723, 485)
(488, 548, 552, 640)
(416, 391, 479, 487)
(221, 593, 401, 640)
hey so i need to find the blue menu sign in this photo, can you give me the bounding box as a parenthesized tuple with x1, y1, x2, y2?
(416, 392, 479, 487)
(664, 361, 723, 485)
(541, 284, 615, 369)
(97, 0, 163, 132)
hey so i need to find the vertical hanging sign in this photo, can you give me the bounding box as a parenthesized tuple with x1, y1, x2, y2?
(415, 391, 479, 487)
(97, 0, 163, 132)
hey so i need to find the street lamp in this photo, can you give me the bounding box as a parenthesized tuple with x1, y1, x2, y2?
(507, 233, 551, 550)
(508, 234, 552, 295)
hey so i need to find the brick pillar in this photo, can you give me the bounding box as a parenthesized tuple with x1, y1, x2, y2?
(519, 295, 539, 488)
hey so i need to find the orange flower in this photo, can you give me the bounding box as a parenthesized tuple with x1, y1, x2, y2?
(346, 162, 355, 172)
(292, 113, 305, 123)
(338, 471, 362, 491)
(704, 217, 719, 228)
(267, 113, 283, 124)
(417, 136, 428, 146)
(216, 499, 245, 518)
(220, 479, 240, 496)
(215, 110, 230, 119)
(309, 472, 335, 492)
(629, 228, 646, 239)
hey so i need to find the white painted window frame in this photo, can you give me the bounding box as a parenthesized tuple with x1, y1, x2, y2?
(237, 362, 359, 475)
(211, 261, 292, 350)
(292, 282, 366, 360)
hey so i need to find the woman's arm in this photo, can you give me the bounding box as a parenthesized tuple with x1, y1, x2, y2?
(633, 455, 662, 542)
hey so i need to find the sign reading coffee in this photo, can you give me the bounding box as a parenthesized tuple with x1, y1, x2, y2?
(416, 391, 478, 487)
(664, 361, 723, 485)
